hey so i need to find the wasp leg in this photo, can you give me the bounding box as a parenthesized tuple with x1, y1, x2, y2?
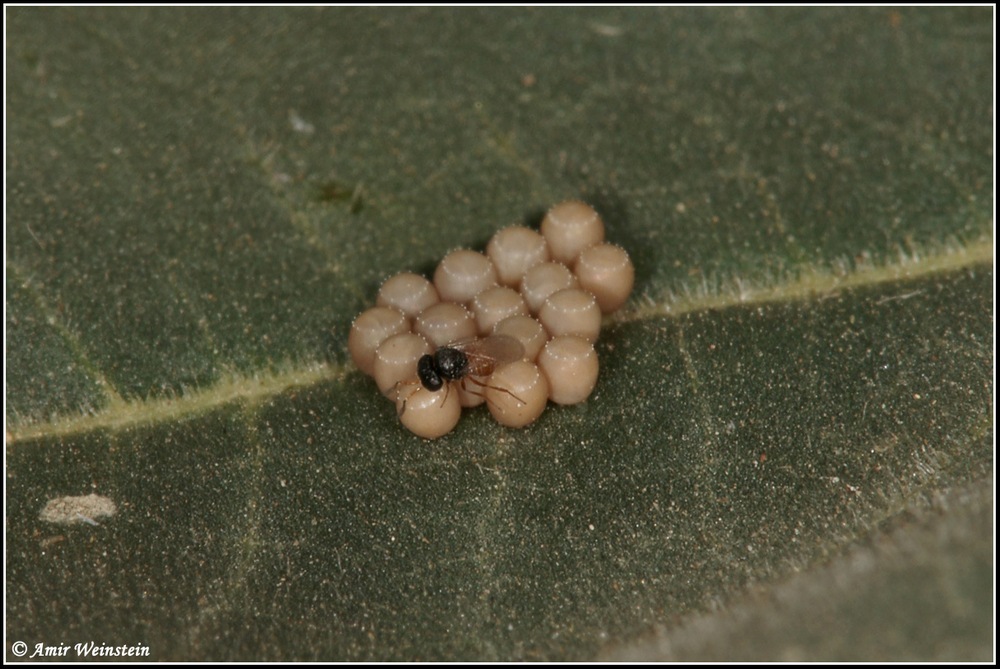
(461, 375, 526, 409)
(394, 379, 421, 417)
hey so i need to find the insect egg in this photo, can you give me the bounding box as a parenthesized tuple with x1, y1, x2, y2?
(377, 272, 440, 318)
(493, 314, 548, 362)
(413, 302, 477, 348)
(485, 360, 549, 427)
(470, 286, 528, 335)
(372, 332, 433, 398)
(348, 306, 410, 377)
(519, 261, 580, 314)
(540, 200, 605, 265)
(433, 249, 498, 304)
(486, 225, 550, 288)
(395, 383, 462, 439)
(537, 335, 599, 405)
(573, 243, 635, 314)
(456, 380, 488, 408)
(538, 287, 602, 343)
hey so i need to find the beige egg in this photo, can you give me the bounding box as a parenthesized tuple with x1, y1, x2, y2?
(414, 302, 477, 348)
(540, 200, 605, 265)
(395, 383, 462, 439)
(574, 243, 634, 313)
(486, 225, 550, 288)
(492, 314, 548, 362)
(470, 286, 528, 336)
(485, 360, 549, 428)
(520, 261, 579, 314)
(372, 332, 432, 398)
(376, 272, 440, 318)
(538, 288, 602, 343)
(456, 376, 488, 408)
(348, 306, 410, 377)
(433, 249, 498, 304)
(538, 335, 599, 405)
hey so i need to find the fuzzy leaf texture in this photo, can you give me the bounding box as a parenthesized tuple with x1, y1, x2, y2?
(5, 8, 993, 661)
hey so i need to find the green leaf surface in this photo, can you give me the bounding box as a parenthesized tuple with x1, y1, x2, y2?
(5, 7, 993, 661)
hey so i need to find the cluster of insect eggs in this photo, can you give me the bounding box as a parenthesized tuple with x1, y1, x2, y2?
(349, 200, 635, 439)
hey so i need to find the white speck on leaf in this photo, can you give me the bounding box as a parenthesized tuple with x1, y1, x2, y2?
(288, 109, 315, 135)
(39, 494, 117, 526)
(590, 22, 624, 37)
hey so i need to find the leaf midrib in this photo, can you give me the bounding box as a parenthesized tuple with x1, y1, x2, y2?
(7, 236, 992, 445)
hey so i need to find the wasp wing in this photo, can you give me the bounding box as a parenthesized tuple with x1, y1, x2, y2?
(451, 335, 525, 376)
